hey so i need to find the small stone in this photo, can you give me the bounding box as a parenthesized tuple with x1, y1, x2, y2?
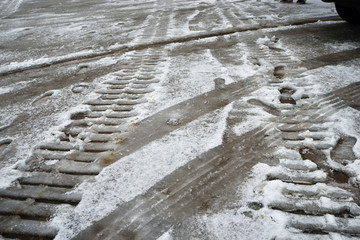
(247, 201, 264, 210)
(167, 118, 180, 126)
(214, 78, 226, 90)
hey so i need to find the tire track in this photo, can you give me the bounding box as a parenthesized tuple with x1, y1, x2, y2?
(333, 82, 360, 111)
(74, 119, 281, 240)
(245, 84, 360, 238)
(0, 12, 320, 238)
(0, 2, 348, 239)
(216, 0, 247, 27)
(0, 0, 262, 239)
(72, 33, 305, 238)
(0, 0, 173, 238)
(159, 29, 360, 239)
(0, 16, 340, 78)
(0, 0, 23, 18)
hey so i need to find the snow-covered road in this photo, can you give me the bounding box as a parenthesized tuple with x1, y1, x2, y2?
(0, 0, 360, 239)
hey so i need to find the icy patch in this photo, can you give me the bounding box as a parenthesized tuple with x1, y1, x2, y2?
(52, 104, 233, 240)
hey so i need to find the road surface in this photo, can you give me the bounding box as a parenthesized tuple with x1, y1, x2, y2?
(0, 0, 360, 239)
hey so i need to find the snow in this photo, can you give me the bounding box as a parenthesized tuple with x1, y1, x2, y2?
(0, 167, 22, 189)
(0, 51, 120, 76)
(157, 229, 173, 240)
(324, 42, 360, 52)
(330, 107, 360, 157)
(1, 0, 360, 239)
(198, 208, 284, 239)
(0, 79, 40, 96)
(232, 106, 273, 136)
(305, 61, 360, 94)
(171, 61, 360, 239)
(52, 104, 233, 239)
(0, 0, 24, 18)
(51, 49, 360, 240)
(134, 42, 263, 121)
(0, 86, 13, 95)
(185, 163, 357, 239)
(0, 81, 95, 188)
(327, 107, 360, 186)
